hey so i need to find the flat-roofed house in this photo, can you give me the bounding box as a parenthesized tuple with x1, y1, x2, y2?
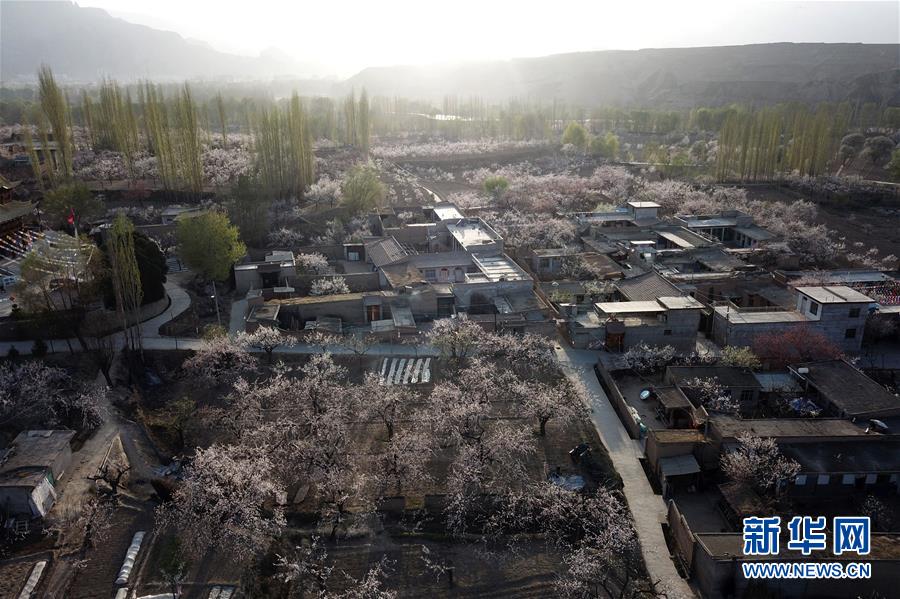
(711, 286, 875, 353)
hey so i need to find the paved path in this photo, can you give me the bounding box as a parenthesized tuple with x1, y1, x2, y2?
(140, 281, 191, 338)
(556, 346, 695, 599)
(229, 297, 247, 335)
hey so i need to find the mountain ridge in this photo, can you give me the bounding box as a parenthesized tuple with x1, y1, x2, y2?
(2, 2, 897, 109)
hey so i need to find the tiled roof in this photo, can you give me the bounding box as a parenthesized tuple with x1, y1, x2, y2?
(614, 271, 681, 301)
(365, 237, 407, 268)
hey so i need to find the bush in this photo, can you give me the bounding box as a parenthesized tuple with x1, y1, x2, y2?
(201, 324, 228, 340)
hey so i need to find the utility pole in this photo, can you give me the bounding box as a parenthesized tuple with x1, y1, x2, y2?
(211, 281, 222, 327)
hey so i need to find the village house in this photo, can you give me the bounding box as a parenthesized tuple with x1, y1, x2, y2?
(673, 210, 775, 249)
(711, 285, 876, 352)
(234, 250, 298, 294)
(569, 295, 703, 350)
(790, 359, 900, 420)
(0, 430, 75, 519)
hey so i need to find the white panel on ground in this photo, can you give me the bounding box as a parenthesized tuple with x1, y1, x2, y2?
(393, 359, 407, 385)
(385, 359, 398, 386)
(379, 358, 389, 383)
(402, 359, 415, 384)
(421, 358, 432, 383)
(411, 358, 424, 383)
(115, 531, 146, 585)
(17, 560, 46, 599)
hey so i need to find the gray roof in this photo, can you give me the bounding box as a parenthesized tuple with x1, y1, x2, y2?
(365, 237, 407, 268)
(796, 286, 874, 304)
(781, 439, 900, 474)
(709, 416, 865, 441)
(667, 366, 761, 389)
(0, 430, 74, 487)
(799, 360, 900, 418)
(614, 271, 682, 301)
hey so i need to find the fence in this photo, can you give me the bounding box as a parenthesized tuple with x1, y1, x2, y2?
(667, 500, 698, 573)
(594, 361, 642, 439)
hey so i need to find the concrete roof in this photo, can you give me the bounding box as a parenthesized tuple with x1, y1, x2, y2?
(709, 416, 865, 441)
(713, 306, 808, 324)
(659, 454, 700, 477)
(657, 231, 695, 249)
(472, 254, 530, 282)
(657, 296, 704, 310)
(627, 201, 661, 208)
(668, 365, 761, 389)
(446, 218, 501, 249)
(431, 204, 464, 221)
(796, 285, 874, 304)
(595, 300, 665, 314)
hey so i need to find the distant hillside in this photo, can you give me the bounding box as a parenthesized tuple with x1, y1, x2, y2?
(344, 44, 900, 108)
(0, 0, 330, 82)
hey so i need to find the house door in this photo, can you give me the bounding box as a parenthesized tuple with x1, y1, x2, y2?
(366, 304, 381, 322)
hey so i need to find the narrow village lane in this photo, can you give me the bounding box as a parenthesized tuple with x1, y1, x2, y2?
(556, 346, 696, 599)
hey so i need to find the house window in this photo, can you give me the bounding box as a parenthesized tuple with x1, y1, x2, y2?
(848, 308, 860, 318)
(795, 475, 807, 486)
(539, 258, 551, 269)
(423, 269, 436, 281)
(809, 301, 819, 315)
(845, 328, 857, 339)
(817, 475, 830, 486)
(842, 474, 855, 485)
(865, 474, 877, 485)
(739, 389, 755, 403)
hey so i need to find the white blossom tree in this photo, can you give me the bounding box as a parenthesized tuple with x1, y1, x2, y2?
(517, 378, 587, 436)
(680, 376, 739, 415)
(478, 332, 556, 378)
(426, 318, 484, 363)
(617, 342, 676, 373)
(310, 276, 351, 296)
(238, 326, 295, 363)
(296, 252, 333, 275)
(721, 433, 801, 494)
(157, 443, 286, 562)
(182, 335, 258, 386)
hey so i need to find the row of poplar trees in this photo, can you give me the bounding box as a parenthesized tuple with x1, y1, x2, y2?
(27, 66, 320, 199)
(714, 103, 853, 182)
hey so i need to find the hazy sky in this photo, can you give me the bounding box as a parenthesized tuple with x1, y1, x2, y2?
(76, 0, 900, 76)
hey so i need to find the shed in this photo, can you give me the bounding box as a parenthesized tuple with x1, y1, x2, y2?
(0, 430, 75, 518)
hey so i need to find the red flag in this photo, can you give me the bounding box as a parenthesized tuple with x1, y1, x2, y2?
(67, 208, 75, 225)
